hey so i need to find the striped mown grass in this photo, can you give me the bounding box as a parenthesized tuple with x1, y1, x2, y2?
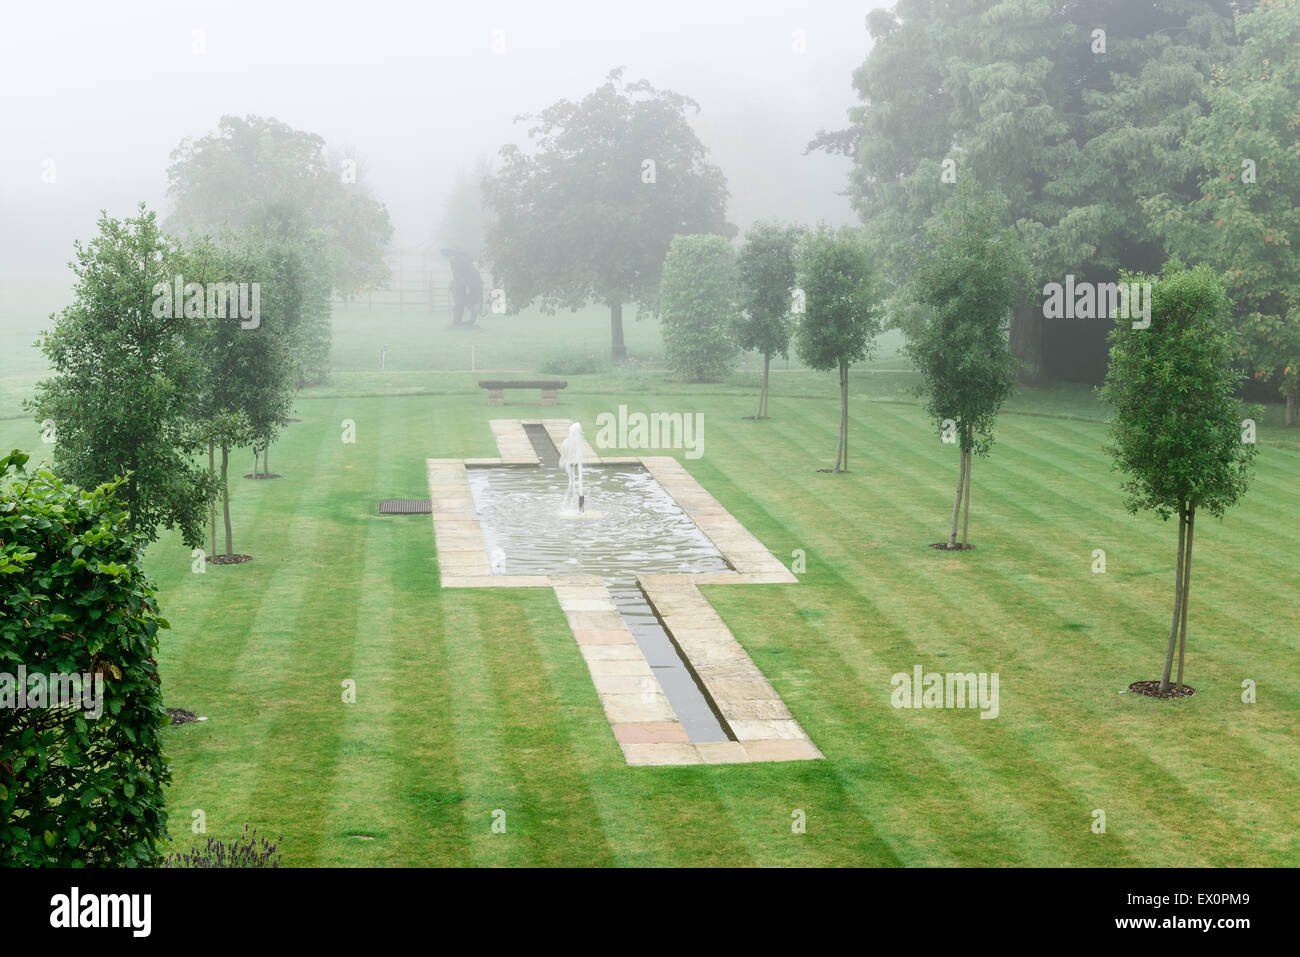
(2, 345, 1295, 865)
(107, 378, 1295, 867)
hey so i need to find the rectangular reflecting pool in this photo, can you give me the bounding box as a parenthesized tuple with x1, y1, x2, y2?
(466, 463, 735, 742)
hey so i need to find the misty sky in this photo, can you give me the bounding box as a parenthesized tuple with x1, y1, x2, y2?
(0, 0, 885, 283)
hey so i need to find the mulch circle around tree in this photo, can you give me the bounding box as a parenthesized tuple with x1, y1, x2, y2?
(284, 418, 302, 423)
(209, 554, 253, 565)
(929, 542, 975, 551)
(1128, 680, 1196, 699)
(242, 473, 283, 480)
(166, 708, 198, 726)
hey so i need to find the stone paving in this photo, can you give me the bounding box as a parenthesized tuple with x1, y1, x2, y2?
(428, 419, 821, 766)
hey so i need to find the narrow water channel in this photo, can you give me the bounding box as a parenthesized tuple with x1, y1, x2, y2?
(464, 425, 733, 742)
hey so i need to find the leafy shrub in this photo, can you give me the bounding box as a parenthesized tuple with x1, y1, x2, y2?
(162, 825, 282, 868)
(0, 450, 171, 866)
(659, 234, 740, 382)
(538, 348, 609, 375)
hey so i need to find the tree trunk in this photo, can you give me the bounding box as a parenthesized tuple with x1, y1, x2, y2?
(1287, 388, 1297, 427)
(221, 442, 234, 559)
(960, 447, 972, 547)
(1159, 504, 1187, 693)
(1176, 507, 1196, 693)
(948, 442, 966, 547)
(837, 361, 849, 472)
(757, 353, 770, 418)
(609, 302, 627, 362)
(253, 445, 259, 479)
(209, 441, 217, 561)
(831, 384, 845, 474)
(1009, 302, 1046, 385)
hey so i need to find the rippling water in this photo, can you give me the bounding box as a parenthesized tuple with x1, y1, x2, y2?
(466, 463, 734, 742)
(466, 465, 730, 578)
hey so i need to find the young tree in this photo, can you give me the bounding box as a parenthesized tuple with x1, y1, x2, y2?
(907, 190, 1032, 548)
(482, 68, 733, 360)
(187, 231, 305, 560)
(166, 116, 384, 385)
(795, 226, 881, 473)
(166, 114, 394, 297)
(735, 222, 802, 418)
(659, 234, 740, 382)
(0, 450, 172, 866)
(1147, 0, 1300, 425)
(28, 206, 213, 548)
(1100, 260, 1259, 695)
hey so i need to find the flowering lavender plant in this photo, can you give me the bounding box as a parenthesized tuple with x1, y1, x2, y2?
(162, 825, 282, 868)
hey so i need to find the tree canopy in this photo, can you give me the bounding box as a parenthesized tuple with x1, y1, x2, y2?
(814, 0, 1241, 381)
(735, 222, 802, 418)
(907, 187, 1032, 546)
(1100, 259, 1258, 692)
(28, 207, 213, 547)
(483, 68, 733, 359)
(1147, 0, 1300, 424)
(166, 114, 394, 297)
(795, 225, 882, 472)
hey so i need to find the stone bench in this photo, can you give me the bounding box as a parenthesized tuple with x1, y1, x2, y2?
(478, 379, 568, 406)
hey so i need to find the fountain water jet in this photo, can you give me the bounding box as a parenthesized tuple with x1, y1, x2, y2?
(557, 422, 601, 518)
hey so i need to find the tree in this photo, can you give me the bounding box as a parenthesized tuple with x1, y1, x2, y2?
(735, 222, 802, 418)
(1147, 0, 1300, 425)
(812, 0, 1241, 382)
(482, 68, 733, 360)
(1099, 260, 1258, 694)
(794, 226, 882, 473)
(908, 189, 1032, 548)
(166, 115, 389, 385)
(186, 232, 304, 560)
(659, 234, 740, 382)
(28, 206, 213, 548)
(166, 114, 394, 296)
(0, 450, 171, 866)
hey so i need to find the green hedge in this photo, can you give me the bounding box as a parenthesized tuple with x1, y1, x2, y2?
(659, 234, 739, 382)
(0, 450, 171, 866)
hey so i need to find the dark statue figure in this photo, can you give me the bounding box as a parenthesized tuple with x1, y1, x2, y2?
(441, 248, 484, 328)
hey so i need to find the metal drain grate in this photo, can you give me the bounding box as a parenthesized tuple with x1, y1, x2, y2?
(378, 499, 432, 515)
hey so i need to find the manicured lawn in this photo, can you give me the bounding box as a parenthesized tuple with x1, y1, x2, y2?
(2, 304, 1296, 865)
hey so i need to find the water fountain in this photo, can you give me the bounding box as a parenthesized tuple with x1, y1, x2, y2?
(558, 421, 584, 514)
(557, 422, 601, 518)
(435, 418, 819, 761)
(465, 425, 735, 742)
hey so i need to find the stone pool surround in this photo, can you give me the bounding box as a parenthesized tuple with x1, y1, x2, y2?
(428, 418, 823, 766)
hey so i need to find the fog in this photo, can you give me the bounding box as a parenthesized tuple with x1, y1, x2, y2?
(0, 0, 881, 282)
